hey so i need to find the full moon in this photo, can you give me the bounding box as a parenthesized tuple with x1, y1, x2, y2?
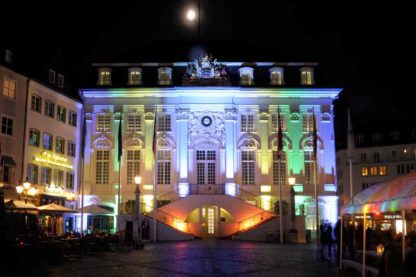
(186, 9, 196, 21)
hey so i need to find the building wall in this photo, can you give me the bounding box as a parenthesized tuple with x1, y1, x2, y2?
(0, 65, 28, 187)
(80, 87, 340, 228)
(23, 81, 82, 209)
(337, 144, 416, 205)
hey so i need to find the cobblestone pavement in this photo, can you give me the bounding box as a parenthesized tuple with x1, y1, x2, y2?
(48, 240, 336, 277)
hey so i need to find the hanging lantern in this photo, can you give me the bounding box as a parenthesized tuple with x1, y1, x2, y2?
(377, 244, 384, 256)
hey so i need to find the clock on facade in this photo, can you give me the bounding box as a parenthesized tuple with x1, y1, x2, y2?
(201, 116, 212, 127)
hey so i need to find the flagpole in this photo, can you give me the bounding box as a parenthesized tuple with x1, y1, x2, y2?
(152, 112, 157, 242)
(277, 106, 284, 244)
(80, 112, 86, 236)
(117, 114, 122, 233)
(312, 109, 320, 250)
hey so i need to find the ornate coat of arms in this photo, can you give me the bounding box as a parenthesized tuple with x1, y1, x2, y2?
(184, 54, 228, 80)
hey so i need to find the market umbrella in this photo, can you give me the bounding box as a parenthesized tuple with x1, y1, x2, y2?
(4, 199, 38, 211)
(77, 204, 112, 214)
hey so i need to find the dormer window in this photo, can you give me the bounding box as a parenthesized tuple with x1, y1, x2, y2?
(57, 74, 64, 88)
(300, 67, 314, 85)
(239, 67, 254, 86)
(5, 49, 12, 63)
(269, 67, 284, 85)
(391, 131, 400, 141)
(373, 133, 382, 143)
(356, 135, 364, 144)
(158, 67, 172, 85)
(98, 68, 112, 86)
(128, 67, 142, 85)
(49, 69, 56, 84)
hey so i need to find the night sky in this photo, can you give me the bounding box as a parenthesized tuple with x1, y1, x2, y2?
(2, 1, 412, 138)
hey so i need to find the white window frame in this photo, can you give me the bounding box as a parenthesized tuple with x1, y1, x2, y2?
(45, 100, 55, 118)
(29, 129, 40, 147)
(300, 67, 315, 85)
(157, 150, 171, 185)
(241, 150, 255, 185)
(128, 67, 142, 85)
(271, 113, 286, 132)
(302, 114, 313, 132)
(69, 111, 77, 127)
(269, 67, 284, 85)
(98, 68, 112, 85)
(3, 78, 16, 99)
(27, 164, 38, 184)
(41, 167, 52, 185)
(56, 137, 65, 154)
(43, 132, 53, 150)
(66, 172, 74, 190)
(157, 114, 171, 132)
(96, 150, 110, 184)
(68, 141, 76, 157)
(1, 115, 13, 136)
(57, 74, 64, 88)
(126, 150, 141, 184)
(241, 114, 255, 132)
(158, 67, 172, 85)
(49, 69, 56, 84)
(304, 150, 313, 185)
(57, 105, 66, 123)
(273, 150, 287, 185)
(55, 169, 64, 186)
(127, 114, 142, 132)
(96, 114, 112, 132)
(31, 94, 42, 113)
(239, 67, 254, 85)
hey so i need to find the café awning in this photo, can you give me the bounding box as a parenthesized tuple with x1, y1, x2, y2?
(77, 204, 113, 214)
(4, 199, 38, 210)
(342, 172, 416, 214)
(37, 203, 76, 213)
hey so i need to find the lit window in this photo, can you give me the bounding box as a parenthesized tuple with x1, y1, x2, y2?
(300, 67, 314, 85)
(373, 133, 382, 143)
(31, 94, 42, 113)
(43, 133, 53, 150)
(56, 137, 65, 154)
(29, 129, 40, 147)
(242, 150, 255, 185)
(49, 69, 56, 84)
(55, 170, 64, 186)
(98, 68, 112, 85)
(41, 167, 51, 185)
(45, 100, 55, 117)
(158, 67, 172, 85)
(5, 49, 13, 63)
(128, 68, 142, 85)
(269, 67, 284, 85)
(157, 150, 171, 185)
(1, 116, 13, 136)
(361, 167, 368, 177)
(68, 141, 76, 157)
(68, 111, 77, 127)
(127, 150, 141, 184)
(157, 114, 171, 131)
(302, 114, 313, 132)
(370, 166, 378, 176)
(239, 67, 254, 85)
(241, 114, 255, 132)
(271, 113, 286, 132)
(66, 172, 74, 190)
(3, 78, 16, 99)
(96, 114, 111, 132)
(273, 150, 286, 185)
(57, 74, 64, 88)
(27, 164, 38, 184)
(379, 165, 387, 176)
(304, 151, 313, 185)
(96, 150, 110, 184)
(57, 106, 66, 123)
(127, 114, 142, 132)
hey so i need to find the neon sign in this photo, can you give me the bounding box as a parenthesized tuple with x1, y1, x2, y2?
(34, 151, 73, 169)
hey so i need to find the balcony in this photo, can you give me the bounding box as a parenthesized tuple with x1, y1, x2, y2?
(189, 184, 225, 195)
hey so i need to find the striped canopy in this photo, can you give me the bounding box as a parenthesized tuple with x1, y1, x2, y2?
(341, 172, 416, 214)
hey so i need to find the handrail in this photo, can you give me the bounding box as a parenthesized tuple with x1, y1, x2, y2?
(233, 186, 275, 213)
(189, 184, 225, 195)
(142, 202, 190, 233)
(237, 210, 275, 232)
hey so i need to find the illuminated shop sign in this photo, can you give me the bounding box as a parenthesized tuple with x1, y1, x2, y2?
(44, 184, 76, 200)
(34, 151, 73, 169)
(383, 214, 401, 220)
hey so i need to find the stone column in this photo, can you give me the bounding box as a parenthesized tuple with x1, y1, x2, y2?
(224, 108, 237, 195)
(176, 108, 189, 196)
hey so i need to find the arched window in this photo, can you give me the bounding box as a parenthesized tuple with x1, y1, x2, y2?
(239, 67, 254, 85)
(269, 67, 284, 85)
(300, 67, 314, 85)
(128, 67, 142, 85)
(98, 68, 112, 86)
(158, 67, 172, 85)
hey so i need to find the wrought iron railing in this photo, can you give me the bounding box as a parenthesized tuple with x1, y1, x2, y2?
(142, 203, 190, 234)
(233, 186, 275, 213)
(189, 184, 225, 195)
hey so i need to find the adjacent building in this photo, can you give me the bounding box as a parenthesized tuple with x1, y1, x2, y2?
(79, 57, 341, 239)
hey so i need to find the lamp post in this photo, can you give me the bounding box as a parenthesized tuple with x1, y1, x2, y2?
(288, 178, 296, 226)
(16, 178, 37, 204)
(134, 176, 142, 243)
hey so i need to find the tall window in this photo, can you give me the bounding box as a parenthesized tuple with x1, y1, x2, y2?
(304, 151, 313, 185)
(55, 169, 64, 186)
(56, 137, 65, 154)
(379, 165, 387, 176)
(45, 100, 55, 117)
(242, 150, 255, 185)
(3, 78, 16, 99)
(57, 74, 64, 88)
(68, 111, 77, 127)
(241, 114, 254, 132)
(269, 67, 284, 85)
(373, 133, 382, 143)
(96, 150, 110, 184)
(300, 67, 314, 85)
(96, 114, 111, 132)
(196, 150, 216, 185)
(29, 129, 40, 147)
(43, 133, 53, 150)
(361, 167, 369, 177)
(49, 69, 56, 84)
(157, 150, 171, 185)
(127, 114, 142, 132)
(1, 116, 13, 136)
(57, 106, 66, 123)
(5, 49, 13, 63)
(273, 151, 286, 185)
(302, 114, 313, 132)
(27, 164, 38, 184)
(128, 68, 142, 85)
(271, 113, 286, 132)
(370, 166, 378, 176)
(126, 150, 141, 184)
(360, 152, 367, 163)
(31, 94, 42, 113)
(157, 114, 171, 131)
(68, 141, 76, 157)
(41, 167, 51, 185)
(373, 152, 381, 163)
(66, 172, 74, 190)
(98, 68, 112, 85)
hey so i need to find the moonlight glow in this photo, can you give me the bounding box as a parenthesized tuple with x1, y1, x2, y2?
(186, 9, 196, 21)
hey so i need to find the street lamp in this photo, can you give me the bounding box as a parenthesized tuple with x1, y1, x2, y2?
(134, 175, 142, 243)
(16, 177, 37, 204)
(288, 177, 296, 186)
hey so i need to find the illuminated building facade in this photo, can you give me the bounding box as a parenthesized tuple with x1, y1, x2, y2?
(80, 58, 341, 239)
(337, 120, 416, 206)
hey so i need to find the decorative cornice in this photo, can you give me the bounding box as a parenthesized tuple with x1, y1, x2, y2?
(224, 108, 238, 121)
(144, 112, 154, 120)
(176, 108, 190, 120)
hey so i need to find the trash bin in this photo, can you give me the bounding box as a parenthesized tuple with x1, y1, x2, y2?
(306, 229, 312, 243)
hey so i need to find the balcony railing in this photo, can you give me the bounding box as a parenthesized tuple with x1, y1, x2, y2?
(189, 184, 225, 195)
